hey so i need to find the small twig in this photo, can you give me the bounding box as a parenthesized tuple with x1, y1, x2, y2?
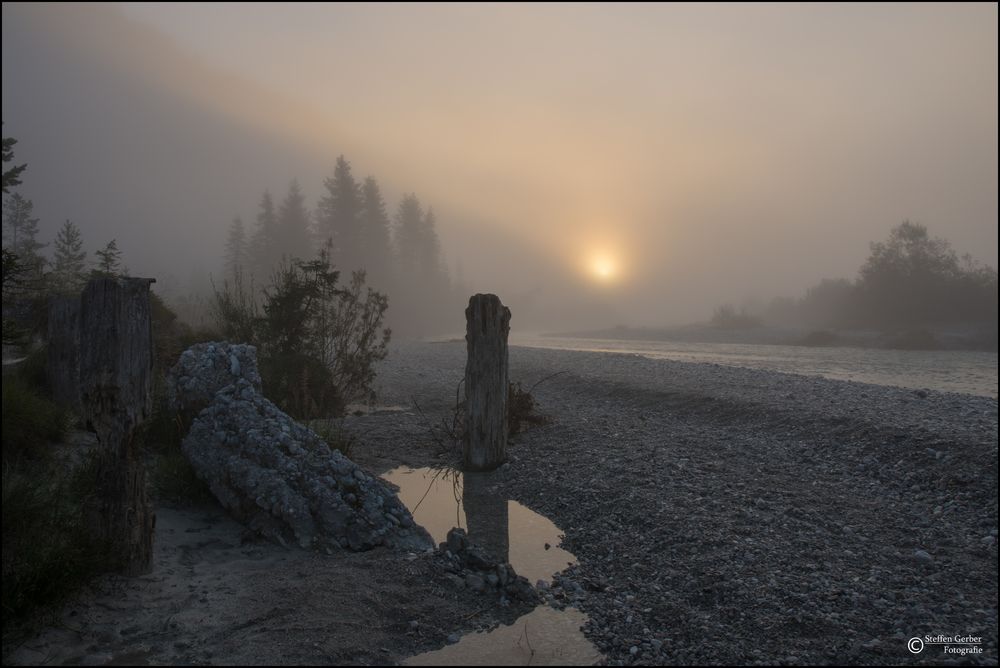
(528, 370, 568, 394)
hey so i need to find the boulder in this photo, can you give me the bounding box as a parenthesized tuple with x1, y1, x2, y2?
(166, 341, 262, 414)
(182, 377, 432, 552)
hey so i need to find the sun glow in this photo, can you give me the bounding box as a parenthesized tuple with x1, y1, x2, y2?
(589, 256, 618, 282)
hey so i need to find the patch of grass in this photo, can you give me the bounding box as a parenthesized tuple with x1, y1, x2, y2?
(139, 379, 212, 506)
(313, 420, 357, 459)
(1, 453, 110, 633)
(1, 372, 68, 461)
(149, 447, 212, 505)
(507, 381, 549, 435)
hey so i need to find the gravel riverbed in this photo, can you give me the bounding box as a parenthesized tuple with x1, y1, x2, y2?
(353, 340, 999, 666)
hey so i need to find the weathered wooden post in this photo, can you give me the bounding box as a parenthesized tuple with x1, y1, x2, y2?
(47, 295, 82, 412)
(79, 277, 156, 576)
(463, 293, 511, 472)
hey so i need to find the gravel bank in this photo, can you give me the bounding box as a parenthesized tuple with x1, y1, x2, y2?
(355, 340, 999, 665)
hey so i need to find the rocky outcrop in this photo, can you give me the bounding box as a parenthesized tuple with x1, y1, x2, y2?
(166, 342, 262, 414)
(171, 342, 431, 553)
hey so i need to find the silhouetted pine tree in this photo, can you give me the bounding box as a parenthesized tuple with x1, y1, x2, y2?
(93, 239, 123, 277)
(224, 215, 247, 282)
(394, 193, 424, 277)
(315, 156, 363, 271)
(249, 190, 278, 279)
(420, 207, 445, 282)
(277, 179, 314, 264)
(2, 124, 27, 194)
(359, 176, 392, 285)
(3, 192, 46, 270)
(52, 219, 87, 293)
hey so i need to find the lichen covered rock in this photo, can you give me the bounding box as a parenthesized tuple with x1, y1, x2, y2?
(182, 378, 431, 552)
(166, 341, 262, 414)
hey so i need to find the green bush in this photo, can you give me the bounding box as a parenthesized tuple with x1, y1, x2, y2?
(1, 373, 67, 461)
(1, 454, 109, 630)
(212, 245, 390, 420)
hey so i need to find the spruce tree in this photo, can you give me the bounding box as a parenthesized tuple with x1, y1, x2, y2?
(316, 156, 362, 271)
(277, 179, 314, 264)
(3, 192, 46, 270)
(52, 219, 87, 292)
(359, 176, 392, 284)
(94, 239, 123, 277)
(2, 124, 27, 194)
(224, 215, 247, 282)
(420, 207, 444, 281)
(394, 193, 424, 277)
(249, 190, 278, 279)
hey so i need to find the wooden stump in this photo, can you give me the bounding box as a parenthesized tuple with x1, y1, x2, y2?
(79, 277, 156, 576)
(47, 295, 82, 412)
(463, 293, 510, 472)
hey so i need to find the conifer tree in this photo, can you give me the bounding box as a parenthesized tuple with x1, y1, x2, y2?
(316, 156, 363, 270)
(249, 190, 278, 279)
(94, 239, 123, 277)
(2, 124, 27, 194)
(420, 207, 444, 281)
(359, 176, 392, 283)
(3, 192, 46, 269)
(224, 215, 247, 282)
(277, 179, 314, 264)
(394, 193, 424, 277)
(52, 219, 87, 292)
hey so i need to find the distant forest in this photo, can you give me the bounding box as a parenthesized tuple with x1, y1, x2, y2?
(713, 221, 998, 346)
(221, 156, 465, 338)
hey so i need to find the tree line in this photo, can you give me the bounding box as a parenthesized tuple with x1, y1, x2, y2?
(715, 221, 998, 346)
(222, 156, 459, 337)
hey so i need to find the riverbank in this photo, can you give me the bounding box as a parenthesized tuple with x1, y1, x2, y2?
(4, 340, 997, 665)
(369, 340, 998, 665)
(546, 324, 999, 353)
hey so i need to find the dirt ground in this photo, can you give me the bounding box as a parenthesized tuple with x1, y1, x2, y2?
(2, 434, 534, 666)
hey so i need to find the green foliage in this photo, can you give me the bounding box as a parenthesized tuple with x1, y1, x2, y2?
(1, 373, 67, 461)
(2, 124, 28, 193)
(141, 384, 211, 506)
(93, 239, 123, 277)
(51, 220, 88, 294)
(856, 221, 997, 328)
(311, 419, 357, 459)
(316, 155, 363, 271)
(2, 453, 110, 629)
(3, 192, 46, 270)
(212, 243, 390, 419)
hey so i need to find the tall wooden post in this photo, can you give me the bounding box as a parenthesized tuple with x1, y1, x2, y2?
(47, 295, 82, 412)
(79, 277, 156, 576)
(464, 293, 510, 472)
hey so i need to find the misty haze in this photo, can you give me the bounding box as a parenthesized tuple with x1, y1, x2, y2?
(2, 3, 997, 667)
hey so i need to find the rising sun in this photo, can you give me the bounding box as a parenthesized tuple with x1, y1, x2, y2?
(590, 256, 617, 282)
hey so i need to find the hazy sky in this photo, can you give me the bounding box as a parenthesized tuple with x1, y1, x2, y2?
(3, 3, 997, 329)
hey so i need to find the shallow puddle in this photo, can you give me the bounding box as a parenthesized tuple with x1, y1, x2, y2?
(386, 467, 601, 665)
(403, 606, 601, 666)
(383, 467, 575, 584)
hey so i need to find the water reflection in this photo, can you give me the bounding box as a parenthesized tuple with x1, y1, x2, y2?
(384, 467, 575, 585)
(387, 467, 600, 666)
(403, 606, 600, 666)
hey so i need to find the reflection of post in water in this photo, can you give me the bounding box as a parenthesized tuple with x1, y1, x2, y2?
(462, 472, 509, 564)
